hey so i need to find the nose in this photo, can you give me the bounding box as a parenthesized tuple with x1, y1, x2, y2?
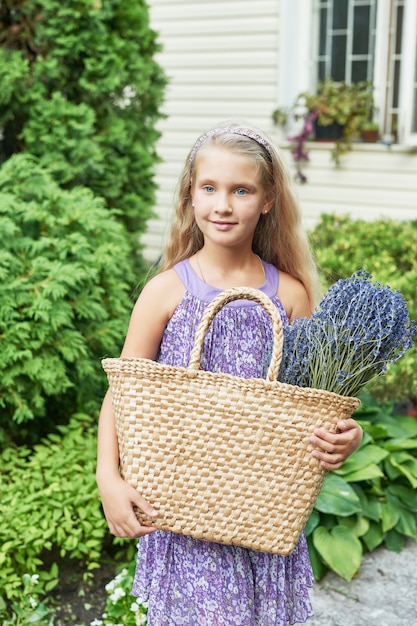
(214, 193, 232, 213)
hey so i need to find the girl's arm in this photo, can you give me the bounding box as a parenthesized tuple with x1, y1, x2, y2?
(96, 269, 185, 538)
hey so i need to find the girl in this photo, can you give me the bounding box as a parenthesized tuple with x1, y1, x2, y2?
(96, 122, 363, 625)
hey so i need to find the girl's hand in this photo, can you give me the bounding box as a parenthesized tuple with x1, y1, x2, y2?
(309, 418, 363, 470)
(98, 475, 158, 539)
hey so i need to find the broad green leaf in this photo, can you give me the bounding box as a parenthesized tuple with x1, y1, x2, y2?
(384, 438, 417, 452)
(362, 520, 385, 552)
(338, 514, 370, 537)
(304, 510, 320, 537)
(387, 484, 417, 512)
(384, 529, 405, 552)
(381, 494, 400, 532)
(337, 444, 388, 473)
(361, 423, 388, 440)
(396, 506, 417, 538)
(388, 452, 417, 488)
(340, 463, 384, 483)
(351, 484, 381, 521)
(315, 474, 361, 516)
(306, 536, 328, 581)
(312, 525, 362, 580)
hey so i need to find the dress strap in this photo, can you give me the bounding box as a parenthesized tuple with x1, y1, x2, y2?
(174, 258, 280, 304)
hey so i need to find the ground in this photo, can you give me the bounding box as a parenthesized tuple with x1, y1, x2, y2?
(309, 539, 417, 626)
(53, 558, 114, 626)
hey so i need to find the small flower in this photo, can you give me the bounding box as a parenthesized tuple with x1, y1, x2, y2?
(279, 271, 416, 397)
(109, 587, 126, 603)
(30, 574, 40, 584)
(90, 620, 103, 626)
(28, 596, 38, 609)
(130, 601, 140, 612)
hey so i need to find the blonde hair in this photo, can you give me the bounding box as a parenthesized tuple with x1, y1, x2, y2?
(159, 122, 321, 307)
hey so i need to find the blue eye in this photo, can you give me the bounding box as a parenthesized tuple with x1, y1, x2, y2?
(235, 188, 247, 196)
(203, 185, 215, 193)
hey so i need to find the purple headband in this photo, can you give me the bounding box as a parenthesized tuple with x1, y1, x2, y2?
(189, 127, 273, 163)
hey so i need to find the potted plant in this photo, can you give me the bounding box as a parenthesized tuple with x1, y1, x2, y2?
(272, 78, 375, 181)
(360, 121, 380, 142)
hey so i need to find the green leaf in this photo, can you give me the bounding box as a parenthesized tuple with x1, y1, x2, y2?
(304, 510, 320, 537)
(338, 514, 370, 537)
(387, 452, 417, 488)
(395, 506, 417, 538)
(306, 536, 329, 581)
(384, 529, 405, 552)
(362, 520, 385, 552)
(337, 444, 389, 473)
(312, 525, 362, 580)
(387, 484, 417, 512)
(384, 438, 417, 452)
(381, 494, 401, 532)
(340, 463, 384, 482)
(351, 484, 381, 521)
(314, 474, 362, 516)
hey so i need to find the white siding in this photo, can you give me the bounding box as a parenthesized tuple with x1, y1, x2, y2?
(282, 142, 417, 231)
(144, 0, 417, 262)
(143, 0, 282, 261)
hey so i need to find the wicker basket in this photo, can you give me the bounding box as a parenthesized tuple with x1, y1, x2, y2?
(102, 287, 359, 555)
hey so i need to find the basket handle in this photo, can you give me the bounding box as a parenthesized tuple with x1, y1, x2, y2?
(188, 286, 284, 382)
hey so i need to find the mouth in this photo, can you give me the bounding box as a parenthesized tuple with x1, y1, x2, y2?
(211, 221, 236, 231)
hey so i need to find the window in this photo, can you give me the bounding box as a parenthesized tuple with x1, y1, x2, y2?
(315, 0, 377, 83)
(309, 0, 417, 145)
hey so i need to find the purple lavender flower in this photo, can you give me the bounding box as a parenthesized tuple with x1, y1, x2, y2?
(278, 271, 416, 397)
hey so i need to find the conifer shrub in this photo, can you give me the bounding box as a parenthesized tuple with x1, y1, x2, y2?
(0, 0, 167, 266)
(0, 154, 135, 434)
(310, 214, 417, 403)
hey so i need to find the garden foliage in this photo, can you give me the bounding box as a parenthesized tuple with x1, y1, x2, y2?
(0, 413, 108, 604)
(0, 0, 166, 254)
(310, 214, 417, 402)
(0, 154, 135, 432)
(306, 393, 417, 581)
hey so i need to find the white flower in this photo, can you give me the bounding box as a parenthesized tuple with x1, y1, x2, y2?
(28, 596, 38, 609)
(109, 587, 126, 603)
(30, 574, 40, 584)
(136, 615, 147, 626)
(90, 620, 103, 626)
(130, 601, 140, 612)
(105, 579, 116, 592)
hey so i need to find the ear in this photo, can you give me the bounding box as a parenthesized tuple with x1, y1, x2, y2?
(262, 191, 275, 214)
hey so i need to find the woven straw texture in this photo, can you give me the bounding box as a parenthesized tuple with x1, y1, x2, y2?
(102, 287, 360, 555)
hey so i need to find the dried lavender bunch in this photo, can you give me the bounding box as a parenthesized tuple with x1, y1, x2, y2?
(279, 270, 416, 397)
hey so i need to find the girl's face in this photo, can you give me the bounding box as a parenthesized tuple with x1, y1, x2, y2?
(191, 145, 273, 249)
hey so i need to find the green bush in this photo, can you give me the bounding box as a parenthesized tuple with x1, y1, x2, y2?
(307, 392, 417, 581)
(0, 0, 166, 260)
(310, 214, 417, 402)
(0, 154, 135, 431)
(0, 414, 105, 604)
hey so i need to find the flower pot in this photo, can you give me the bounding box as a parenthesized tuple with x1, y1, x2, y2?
(361, 129, 379, 143)
(314, 121, 344, 141)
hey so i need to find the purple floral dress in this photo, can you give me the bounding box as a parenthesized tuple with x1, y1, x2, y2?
(132, 259, 314, 625)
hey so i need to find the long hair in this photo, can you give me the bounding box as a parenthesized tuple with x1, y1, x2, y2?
(159, 121, 321, 307)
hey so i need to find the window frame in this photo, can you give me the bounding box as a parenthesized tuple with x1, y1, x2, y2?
(279, 0, 417, 147)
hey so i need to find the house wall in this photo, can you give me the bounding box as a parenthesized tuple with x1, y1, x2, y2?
(143, 0, 417, 263)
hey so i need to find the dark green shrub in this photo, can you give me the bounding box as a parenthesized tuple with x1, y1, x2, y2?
(0, 413, 109, 604)
(0, 0, 166, 263)
(0, 154, 135, 431)
(307, 392, 417, 580)
(309, 214, 417, 402)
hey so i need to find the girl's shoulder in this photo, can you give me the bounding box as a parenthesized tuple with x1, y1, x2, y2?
(277, 271, 311, 321)
(139, 268, 186, 320)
